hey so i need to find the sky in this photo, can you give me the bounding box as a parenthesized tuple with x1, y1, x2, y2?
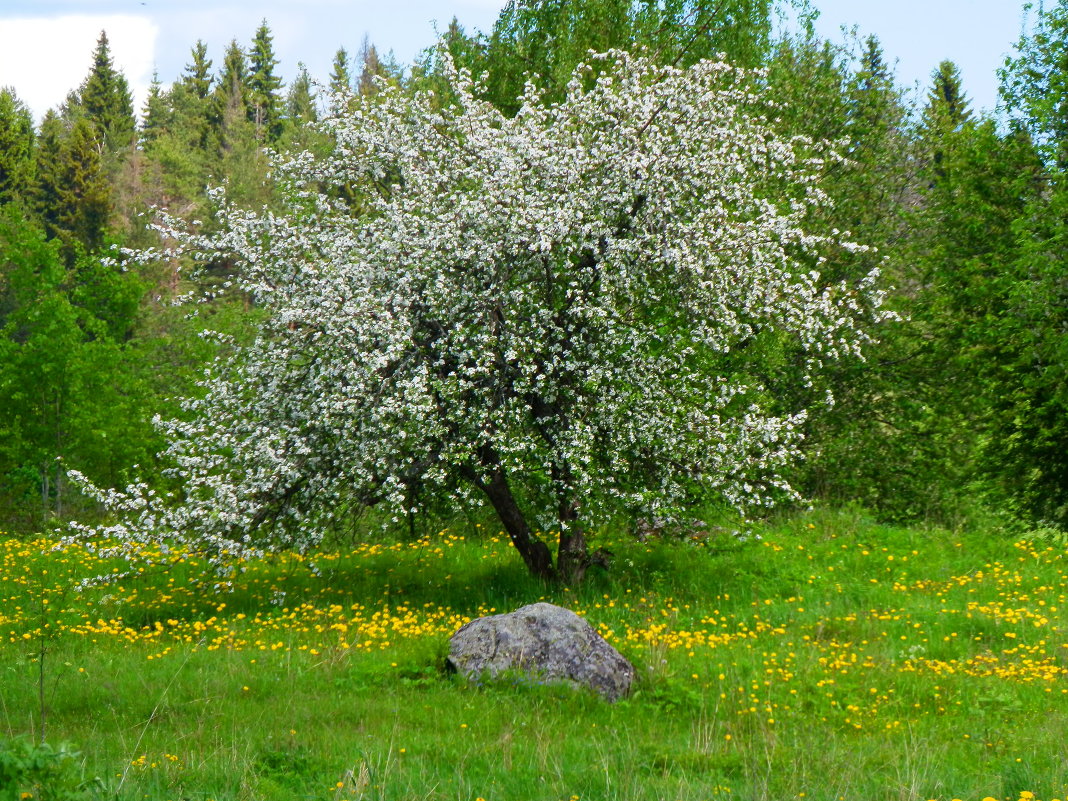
(0, 0, 1032, 123)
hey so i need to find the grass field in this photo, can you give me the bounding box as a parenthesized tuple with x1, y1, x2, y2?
(2, 508, 1068, 801)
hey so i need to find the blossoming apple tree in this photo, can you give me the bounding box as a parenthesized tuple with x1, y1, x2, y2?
(70, 52, 887, 582)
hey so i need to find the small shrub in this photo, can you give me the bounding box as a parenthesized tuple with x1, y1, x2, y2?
(0, 737, 101, 801)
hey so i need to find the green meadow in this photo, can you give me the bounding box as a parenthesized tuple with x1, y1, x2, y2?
(2, 509, 1067, 801)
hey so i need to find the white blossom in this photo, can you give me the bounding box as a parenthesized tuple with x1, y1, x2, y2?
(68, 51, 889, 577)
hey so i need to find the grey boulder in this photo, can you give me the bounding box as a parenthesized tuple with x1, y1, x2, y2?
(446, 602, 635, 701)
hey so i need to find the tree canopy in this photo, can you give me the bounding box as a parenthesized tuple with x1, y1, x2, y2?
(70, 52, 888, 580)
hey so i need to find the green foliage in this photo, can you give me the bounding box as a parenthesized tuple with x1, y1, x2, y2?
(977, 0, 1068, 527)
(481, 0, 633, 113)
(182, 40, 215, 103)
(924, 60, 972, 133)
(0, 737, 101, 801)
(285, 62, 317, 124)
(1001, 0, 1068, 169)
(921, 60, 973, 187)
(32, 113, 112, 257)
(137, 42, 218, 216)
(138, 74, 169, 148)
(328, 46, 352, 110)
(983, 174, 1068, 527)
(0, 207, 153, 528)
(248, 20, 284, 142)
(356, 36, 402, 97)
(460, 0, 776, 115)
(281, 64, 328, 156)
(76, 31, 136, 156)
(756, 32, 925, 518)
(0, 89, 34, 206)
(212, 39, 251, 136)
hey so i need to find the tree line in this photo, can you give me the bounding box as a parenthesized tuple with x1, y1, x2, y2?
(2, 0, 1068, 545)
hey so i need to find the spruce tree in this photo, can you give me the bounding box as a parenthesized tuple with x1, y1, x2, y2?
(140, 73, 171, 146)
(212, 41, 269, 208)
(33, 112, 64, 231)
(213, 39, 250, 130)
(78, 31, 136, 153)
(280, 63, 320, 152)
(248, 20, 284, 142)
(328, 47, 352, 111)
(921, 60, 974, 183)
(925, 60, 972, 128)
(286, 63, 318, 124)
(988, 0, 1068, 525)
(36, 115, 112, 255)
(184, 40, 214, 101)
(847, 36, 898, 154)
(356, 35, 401, 96)
(142, 43, 215, 212)
(170, 41, 215, 153)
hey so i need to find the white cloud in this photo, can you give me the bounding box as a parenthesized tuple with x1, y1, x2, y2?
(0, 15, 158, 121)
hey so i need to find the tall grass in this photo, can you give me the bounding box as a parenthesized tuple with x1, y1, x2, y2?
(1, 509, 1066, 800)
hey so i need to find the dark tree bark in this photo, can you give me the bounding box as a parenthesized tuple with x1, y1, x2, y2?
(556, 499, 588, 584)
(477, 467, 555, 580)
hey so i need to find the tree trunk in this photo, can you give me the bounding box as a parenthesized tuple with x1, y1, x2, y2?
(478, 469, 555, 580)
(40, 466, 49, 517)
(54, 463, 63, 518)
(556, 498, 589, 584)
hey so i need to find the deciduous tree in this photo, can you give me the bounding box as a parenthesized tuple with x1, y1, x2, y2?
(0, 88, 34, 206)
(0, 207, 147, 528)
(985, 0, 1068, 526)
(71, 53, 888, 581)
(475, 0, 774, 115)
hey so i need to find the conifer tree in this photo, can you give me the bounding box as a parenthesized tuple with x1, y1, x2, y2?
(357, 36, 384, 96)
(141, 44, 215, 212)
(925, 60, 972, 129)
(140, 73, 171, 145)
(33, 111, 64, 227)
(286, 63, 318, 123)
(847, 37, 897, 154)
(988, 0, 1068, 525)
(760, 32, 925, 517)
(280, 63, 320, 153)
(34, 115, 112, 255)
(0, 88, 35, 206)
(169, 41, 215, 153)
(248, 20, 284, 142)
(921, 61, 973, 184)
(329, 47, 353, 111)
(78, 31, 136, 154)
(213, 39, 251, 130)
(184, 40, 215, 102)
(212, 40, 269, 208)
